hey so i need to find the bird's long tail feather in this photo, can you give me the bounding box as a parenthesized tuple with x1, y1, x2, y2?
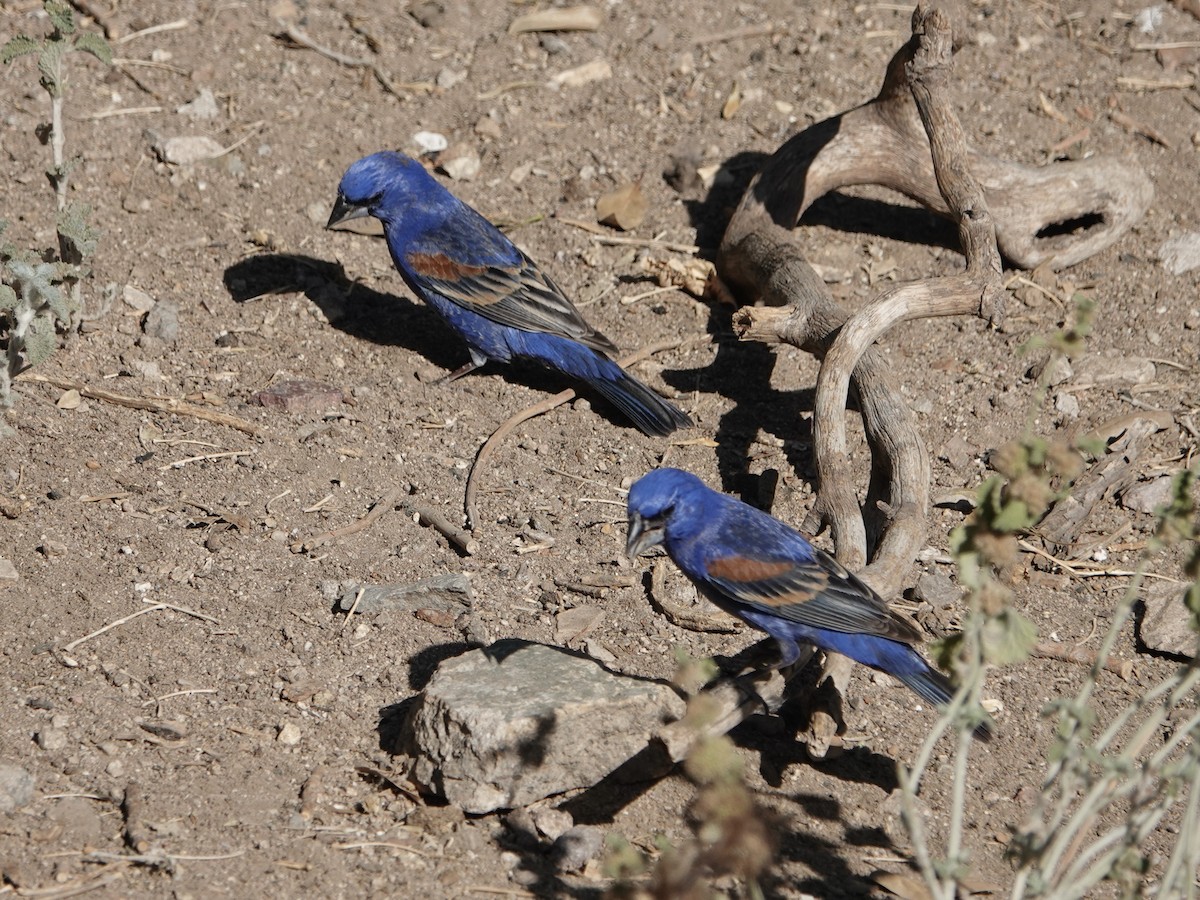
(896, 666, 993, 742)
(589, 372, 692, 437)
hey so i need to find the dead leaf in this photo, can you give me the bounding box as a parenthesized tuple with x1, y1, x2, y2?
(721, 82, 742, 119)
(640, 257, 714, 296)
(596, 182, 647, 231)
(56, 389, 82, 410)
(509, 5, 602, 34)
(871, 870, 934, 900)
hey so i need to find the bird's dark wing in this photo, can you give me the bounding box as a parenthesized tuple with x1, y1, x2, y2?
(402, 240, 618, 357)
(702, 544, 924, 645)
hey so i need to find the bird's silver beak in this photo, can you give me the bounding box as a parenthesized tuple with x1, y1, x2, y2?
(625, 513, 664, 559)
(326, 195, 371, 230)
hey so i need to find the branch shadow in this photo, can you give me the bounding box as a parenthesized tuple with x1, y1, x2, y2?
(670, 148, 959, 501)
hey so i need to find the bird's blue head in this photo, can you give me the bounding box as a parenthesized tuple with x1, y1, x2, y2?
(625, 467, 706, 558)
(326, 151, 442, 230)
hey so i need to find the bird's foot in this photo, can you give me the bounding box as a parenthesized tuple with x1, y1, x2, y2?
(435, 361, 482, 384)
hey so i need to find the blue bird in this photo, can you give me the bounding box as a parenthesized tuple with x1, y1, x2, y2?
(626, 468, 992, 739)
(326, 151, 692, 436)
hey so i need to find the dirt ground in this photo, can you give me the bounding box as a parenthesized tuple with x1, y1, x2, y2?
(2, 0, 1199, 896)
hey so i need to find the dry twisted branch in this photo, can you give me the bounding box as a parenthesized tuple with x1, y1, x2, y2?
(679, 4, 1151, 758)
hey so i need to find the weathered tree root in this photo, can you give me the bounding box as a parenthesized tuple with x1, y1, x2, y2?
(680, 5, 1151, 758)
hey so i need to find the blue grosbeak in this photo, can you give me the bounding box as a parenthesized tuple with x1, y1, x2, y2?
(326, 151, 692, 436)
(626, 467, 992, 739)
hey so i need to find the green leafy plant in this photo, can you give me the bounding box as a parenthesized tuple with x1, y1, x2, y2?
(606, 654, 778, 899)
(900, 297, 1200, 898)
(1, 0, 110, 412)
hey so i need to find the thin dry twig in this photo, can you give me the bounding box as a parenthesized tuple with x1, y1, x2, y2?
(9, 863, 128, 899)
(112, 18, 189, 45)
(292, 486, 404, 553)
(1030, 642, 1135, 679)
(340, 587, 365, 632)
(693, 22, 785, 45)
(334, 841, 431, 858)
(159, 450, 253, 471)
(403, 501, 480, 555)
(463, 339, 687, 531)
(15, 372, 263, 435)
(60, 600, 222, 657)
(277, 20, 433, 97)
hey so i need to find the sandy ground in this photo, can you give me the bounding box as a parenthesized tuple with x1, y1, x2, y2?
(2, 0, 1199, 896)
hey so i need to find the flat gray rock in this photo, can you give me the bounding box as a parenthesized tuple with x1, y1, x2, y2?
(1139, 582, 1197, 658)
(401, 640, 683, 813)
(0, 763, 34, 814)
(338, 574, 472, 615)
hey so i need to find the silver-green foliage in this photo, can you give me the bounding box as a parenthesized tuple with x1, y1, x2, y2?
(1, 2, 110, 411)
(900, 297, 1200, 899)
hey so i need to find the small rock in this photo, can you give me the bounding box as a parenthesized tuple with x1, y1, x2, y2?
(1072, 352, 1155, 386)
(412, 130, 448, 155)
(0, 764, 35, 813)
(177, 88, 219, 120)
(1054, 391, 1080, 418)
(549, 58, 612, 89)
(143, 299, 180, 344)
(664, 153, 703, 196)
(532, 807, 573, 842)
(937, 434, 974, 470)
(914, 572, 960, 609)
(122, 285, 156, 313)
(129, 359, 162, 380)
(277, 722, 302, 745)
(253, 379, 347, 414)
(474, 115, 503, 140)
(139, 719, 188, 742)
(38, 539, 68, 559)
(1119, 476, 1175, 514)
(409, 0, 445, 28)
(1031, 353, 1073, 387)
(1139, 582, 1196, 658)
(435, 68, 467, 90)
(1159, 233, 1200, 275)
(584, 639, 615, 664)
(48, 796, 103, 843)
(540, 34, 571, 55)
(554, 825, 604, 871)
(401, 640, 683, 813)
(437, 144, 481, 181)
(1135, 5, 1163, 34)
(156, 135, 225, 165)
(305, 200, 329, 224)
(37, 728, 68, 751)
(0, 558, 17, 582)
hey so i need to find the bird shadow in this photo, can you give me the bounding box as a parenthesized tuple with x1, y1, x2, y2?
(223, 252, 465, 370)
(222, 251, 682, 431)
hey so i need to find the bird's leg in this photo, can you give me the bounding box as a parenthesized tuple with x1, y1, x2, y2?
(435, 360, 483, 384)
(436, 347, 489, 384)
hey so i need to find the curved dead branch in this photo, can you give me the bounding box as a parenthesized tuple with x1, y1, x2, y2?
(464, 339, 686, 532)
(681, 5, 1152, 757)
